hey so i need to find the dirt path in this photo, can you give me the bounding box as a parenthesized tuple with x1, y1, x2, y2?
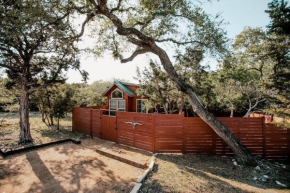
(0, 139, 151, 193)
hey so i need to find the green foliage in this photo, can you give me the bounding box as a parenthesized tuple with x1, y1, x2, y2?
(136, 61, 179, 114)
(51, 84, 77, 129)
(74, 80, 113, 107)
(87, 0, 228, 61)
(0, 0, 87, 92)
(0, 78, 19, 112)
(266, 0, 290, 35)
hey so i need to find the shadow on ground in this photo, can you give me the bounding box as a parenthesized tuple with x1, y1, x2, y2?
(140, 154, 290, 193)
(0, 141, 144, 193)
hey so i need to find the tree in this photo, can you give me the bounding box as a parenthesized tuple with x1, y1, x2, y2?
(214, 58, 267, 117)
(51, 84, 77, 130)
(0, 0, 90, 143)
(80, 0, 255, 164)
(228, 0, 290, 127)
(136, 61, 182, 114)
(265, 0, 290, 127)
(266, 0, 290, 35)
(75, 80, 112, 107)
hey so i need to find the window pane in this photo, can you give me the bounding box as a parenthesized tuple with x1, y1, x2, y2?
(112, 89, 122, 98)
(118, 100, 125, 109)
(137, 99, 147, 113)
(110, 100, 117, 110)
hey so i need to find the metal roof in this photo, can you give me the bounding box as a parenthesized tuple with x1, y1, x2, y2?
(102, 81, 136, 96)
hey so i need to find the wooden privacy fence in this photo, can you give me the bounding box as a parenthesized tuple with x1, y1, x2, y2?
(72, 108, 290, 161)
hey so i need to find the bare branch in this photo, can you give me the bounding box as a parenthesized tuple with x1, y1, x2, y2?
(156, 38, 208, 46)
(111, 0, 123, 13)
(121, 49, 149, 63)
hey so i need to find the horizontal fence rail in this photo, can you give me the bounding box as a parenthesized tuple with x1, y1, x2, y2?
(72, 108, 290, 161)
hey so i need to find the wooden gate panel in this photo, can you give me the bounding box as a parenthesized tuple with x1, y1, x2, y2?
(101, 116, 117, 142)
(117, 112, 154, 152)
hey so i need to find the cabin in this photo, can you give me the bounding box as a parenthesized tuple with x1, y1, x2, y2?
(102, 81, 148, 116)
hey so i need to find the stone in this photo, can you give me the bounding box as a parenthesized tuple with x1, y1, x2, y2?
(276, 181, 287, 188)
(233, 161, 238, 166)
(262, 175, 269, 179)
(255, 166, 261, 171)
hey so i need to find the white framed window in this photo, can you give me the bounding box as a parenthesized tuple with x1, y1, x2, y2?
(109, 99, 126, 113)
(111, 88, 123, 99)
(137, 99, 148, 113)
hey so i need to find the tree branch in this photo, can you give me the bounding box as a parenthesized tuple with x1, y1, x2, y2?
(156, 38, 208, 46)
(121, 49, 149, 63)
(110, 0, 123, 13)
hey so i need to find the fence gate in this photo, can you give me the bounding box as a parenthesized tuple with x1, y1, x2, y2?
(117, 112, 154, 152)
(101, 115, 117, 142)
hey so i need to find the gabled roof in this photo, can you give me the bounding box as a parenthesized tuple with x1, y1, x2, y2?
(103, 81, 136, 97)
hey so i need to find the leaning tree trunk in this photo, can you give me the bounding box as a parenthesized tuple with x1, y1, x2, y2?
(230, 109, 234, 117)
(157, 48, 256, 165)
(95, 2, 256, 165)
(19, 87, 32, 144)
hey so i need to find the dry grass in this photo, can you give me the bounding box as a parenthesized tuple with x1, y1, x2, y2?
(0, 112, 90, 151)
(141, 154, 290, 193)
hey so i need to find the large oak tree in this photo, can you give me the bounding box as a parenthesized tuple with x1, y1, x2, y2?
(78, 0, 256, 165)
(0, 0, 89, 143)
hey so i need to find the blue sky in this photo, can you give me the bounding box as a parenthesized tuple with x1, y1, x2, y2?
(67, 0, 273, 84)
(203, 0, 271, 39)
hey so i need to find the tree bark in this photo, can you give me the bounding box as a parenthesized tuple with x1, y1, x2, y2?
(57, 116, 60, 130)
(19, 87, 32, 144)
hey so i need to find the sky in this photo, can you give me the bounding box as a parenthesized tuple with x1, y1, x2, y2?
(66, 0, 272, 84)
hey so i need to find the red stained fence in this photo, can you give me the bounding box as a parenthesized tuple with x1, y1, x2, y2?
(72, 108, 290, 161)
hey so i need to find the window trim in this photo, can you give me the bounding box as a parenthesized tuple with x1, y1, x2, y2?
(111, 88, 123, 99)
(136, 99, 148, 113)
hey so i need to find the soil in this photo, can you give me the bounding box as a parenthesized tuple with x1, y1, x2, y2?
(0, 112, 89, 152)
(140, 154, 290, 193)
(0, 139, 151, 193)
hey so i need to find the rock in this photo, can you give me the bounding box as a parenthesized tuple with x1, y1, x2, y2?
(233, 161, 238, 166)
(263, 175, 269, 179)
(280, 164, 287, 169)
(276, 181, 287, 188)
(253, 177, 258, 181)
(259, 177, 267, 183)
(255, 166, 261, 171)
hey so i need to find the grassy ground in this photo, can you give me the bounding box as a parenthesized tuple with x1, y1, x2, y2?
(141, 154, 290, 193)
(0, 112, 90, 151)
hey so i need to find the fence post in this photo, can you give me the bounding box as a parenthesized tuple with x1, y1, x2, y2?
(288, 126, 290, 161)
(90, 108, 93, 138)
(152, 114, 156, 153)
(181, 111, 186, 154)
(262, 117, 266, 159)
(212, 129, 216, 155)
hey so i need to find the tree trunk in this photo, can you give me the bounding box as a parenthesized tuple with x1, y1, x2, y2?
(156, 46, 256, 165)
(39, 105, 45, 122)
(19, 88, 32, 144)
(230, 109, 234, 117)
(57, 116, 60, 130)
(47, 94, 54, 125)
